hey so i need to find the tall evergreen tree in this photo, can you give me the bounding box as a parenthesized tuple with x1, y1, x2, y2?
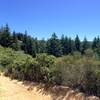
(47, 33, 62, 57)
(92, 37, 97, 51)
(93, 36, 100, 57)
(38, 39, 47, 53)
(16, 33, 24, 41)
(81, 37, 89, 54)
(27, 37, 36, 57)
(21, 32, 36, 57)
(34, 38, 39, 54)
(75, 35, 81, 52)
(11, 31, 21, 50)
(21, 31, 28, 53)
(61, 35, 69, 55)
(68, 38, 75, 54)
(0, 24, 12, 47)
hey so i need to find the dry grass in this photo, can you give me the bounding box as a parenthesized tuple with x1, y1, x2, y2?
(0, 74, 99, 100)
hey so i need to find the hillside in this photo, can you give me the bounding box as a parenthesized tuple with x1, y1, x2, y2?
(0, 46, 100, 97)
(0, 74, 100, 100)
(0, 1, 100, 99)
(0, 74, 51, 100)
(0, 41, 99, 98)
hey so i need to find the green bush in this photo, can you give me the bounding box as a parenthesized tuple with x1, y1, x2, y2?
(0, 45, 99, 97)
(54, 53, 100, 96)
(1, 50, 57, 84)
(35, 53, 56, 83)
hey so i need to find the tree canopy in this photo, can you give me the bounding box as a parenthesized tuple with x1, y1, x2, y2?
(0, 24, 100, 57)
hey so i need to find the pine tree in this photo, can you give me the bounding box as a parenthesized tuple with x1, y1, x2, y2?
(0, 24, 12, 47)
(11, 31, 21, 50)
(38, 39, 47, 53)
(21, 31, 29, 53)
(27, 37, 36, 57)
(34, 38, 39, 54)
(94, 37, 100, 57)
(47, 33, 62, 57)
(61, 35, 69, 55)
(75, 35, 81, 52)
(68, 37, 75, 54)
(92, 37, 97, 51)
(81, 37, 89, 54)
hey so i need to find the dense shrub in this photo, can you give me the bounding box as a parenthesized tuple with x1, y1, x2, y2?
(0, 46, 99, 97)
(35, 53, 56, 83)
(54, 51, 100, 96)
(0, 47, 57, 84)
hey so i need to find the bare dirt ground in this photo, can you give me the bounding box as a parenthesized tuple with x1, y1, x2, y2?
(0, 74, 99, 100)
(0, 75, 52, 100)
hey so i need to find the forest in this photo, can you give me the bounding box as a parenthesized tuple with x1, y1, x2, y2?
(0, 24, 100, 97)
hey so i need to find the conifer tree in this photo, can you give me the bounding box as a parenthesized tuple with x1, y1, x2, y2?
(81, 37, 89, 54)
(47, 33, 62, 57)
(75, 35, 81, 52)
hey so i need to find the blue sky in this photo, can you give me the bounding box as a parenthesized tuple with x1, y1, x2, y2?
(0, 0, 100, 40)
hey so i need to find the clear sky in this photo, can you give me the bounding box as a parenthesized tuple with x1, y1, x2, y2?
(0, 0, 100, 40)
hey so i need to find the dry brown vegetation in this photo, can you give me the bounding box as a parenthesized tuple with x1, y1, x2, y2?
(0, 74, 99, 100)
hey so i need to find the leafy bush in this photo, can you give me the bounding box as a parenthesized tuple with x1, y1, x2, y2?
(0, 48, 57, 84)
(54, 52, 100, 96)
(0, 45, 99, 97)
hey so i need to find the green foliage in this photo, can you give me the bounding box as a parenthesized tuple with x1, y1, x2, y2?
(75, 35, 81, 52)
(0, 24, 100, 97)
(47, 33, 62, 57)
(38, 39, 47, 53)
(10, 31, 21, 50)
(61, 35, 69, 55)
(84, 49, 94, 58)
(81, 37, 89, 54)
(0, 24, 100, 58)
(35, 53, 56, 83)
(92, 36, 100, 57)
(61, 35, 75, 55)
(0, 24, 12, 47)
(0, 46, 57, 84)
(54, 53, 100, 96)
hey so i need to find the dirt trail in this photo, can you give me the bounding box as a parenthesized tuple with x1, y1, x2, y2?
(0, 75, 99, 100)
(0, 75, 51, 100)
